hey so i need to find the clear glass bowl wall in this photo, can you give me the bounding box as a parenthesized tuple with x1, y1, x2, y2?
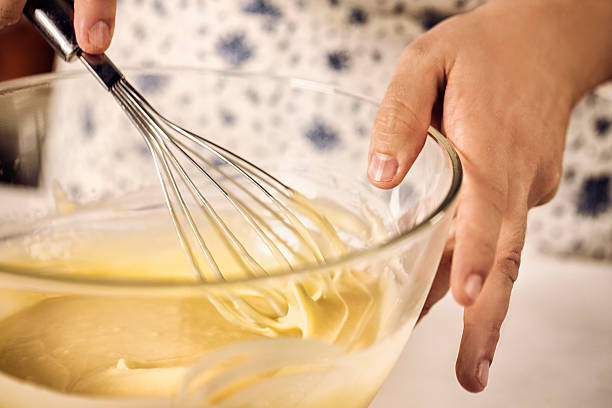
(0, 69, 460, 408)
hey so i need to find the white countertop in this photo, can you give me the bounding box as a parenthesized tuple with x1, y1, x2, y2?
(371, 250, 612, 407)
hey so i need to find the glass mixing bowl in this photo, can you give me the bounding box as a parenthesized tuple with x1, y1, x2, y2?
(0, 68, 461, 408)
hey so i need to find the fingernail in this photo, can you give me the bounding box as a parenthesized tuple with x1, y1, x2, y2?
(368, 153, 398, 182)
(477, 360, 490, 388)
(465, 274, 483, 302)
(88, 21, 111, 51)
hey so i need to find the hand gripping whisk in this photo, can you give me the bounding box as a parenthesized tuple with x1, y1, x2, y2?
(24, 0, 347, 333)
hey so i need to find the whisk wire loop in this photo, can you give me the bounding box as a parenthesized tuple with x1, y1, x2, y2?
(112, 79, 299, 320)
(120, 81, 331, 263)
(112, 81, 224, 282)
(113, 80, 283, 280)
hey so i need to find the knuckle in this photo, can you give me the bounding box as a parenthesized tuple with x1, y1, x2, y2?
(0, 7, 20, 27)
(465, 319, 502, 341)
(400, 37, 434, 63)
(535, 163, 562, 206)
(497, 248, 521, 284)
(383, 83, 417, 118)
(373, 96, 425, 144)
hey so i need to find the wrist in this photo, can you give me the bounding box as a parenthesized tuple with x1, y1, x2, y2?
(492, 0, 612, 104)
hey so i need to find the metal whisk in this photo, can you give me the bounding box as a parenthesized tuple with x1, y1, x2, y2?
(24, 0, 345, 332)
(111, 79, 330, 281)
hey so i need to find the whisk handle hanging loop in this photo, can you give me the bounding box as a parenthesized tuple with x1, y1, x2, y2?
(23, 0, 123, 90)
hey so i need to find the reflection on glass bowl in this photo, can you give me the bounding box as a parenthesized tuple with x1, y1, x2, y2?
(0, 68, 461, 408)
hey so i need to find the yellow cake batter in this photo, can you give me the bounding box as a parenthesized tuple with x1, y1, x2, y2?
(0, 190, 410, 407)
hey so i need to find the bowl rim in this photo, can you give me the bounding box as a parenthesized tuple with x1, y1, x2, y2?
(0, 67, 462, 294)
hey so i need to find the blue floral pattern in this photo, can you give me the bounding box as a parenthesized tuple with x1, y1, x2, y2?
(305, 118, 340, 150)
(52, 0, 612, 260)
(578, 176, 610, 217)
(216, 32, 255, 68)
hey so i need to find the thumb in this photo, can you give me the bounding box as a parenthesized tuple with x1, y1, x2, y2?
(368, 42, 444, 189)
(74, 0, 117, 54)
